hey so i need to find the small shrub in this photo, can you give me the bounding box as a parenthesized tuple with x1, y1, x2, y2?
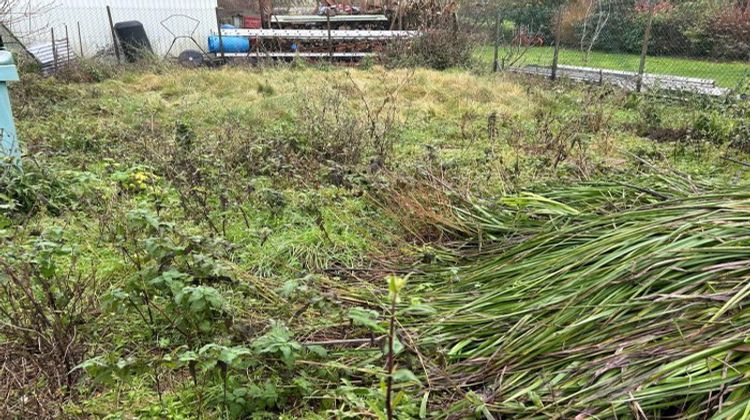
(1, 166, 71, 216)
(637, 97, 664, 132)
(296, 88, 368, 166)
(54, 59, 118, 83)
(704, 6, 750, 60)
(294, 74, 404, 168)
(256, 80, 275, 97)
(676, 80, 750, 151)
(381, 18, 476, 70)
(0, 229, 98, 416)
(690, 111, 734, 145)
(358, 55, 375, 70)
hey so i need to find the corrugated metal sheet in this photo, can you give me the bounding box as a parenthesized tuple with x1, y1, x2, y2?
(27, 38, 75, 75)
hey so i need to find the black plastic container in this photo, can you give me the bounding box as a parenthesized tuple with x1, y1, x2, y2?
(114, 21, 152, 62)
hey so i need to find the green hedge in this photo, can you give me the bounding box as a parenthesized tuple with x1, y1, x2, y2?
(495, 0, 750, 61)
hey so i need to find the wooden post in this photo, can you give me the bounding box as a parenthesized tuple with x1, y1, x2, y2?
(492, 13, 501, 72)
(259, 0, 272, 29)
(215, 7, 225, 60)
(389, 0, 398, 30)
(106, 6, 121, 63)
(636, 0, 655, 92)
(326, 10, 333, 61)
(398, 4, 403, 31)
(550, 6, 563, 81)
(77, 22, 84, 57)
(51, 28, 58, 73)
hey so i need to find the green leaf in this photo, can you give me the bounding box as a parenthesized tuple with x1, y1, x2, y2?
(448, 338, 474, 356)
(218, 346, 251, 365)
(420, 391, 430, 419)
(392, 368, 420, 384)
(528, 391, 543, 409)
(191, 299, 207, 313)
(199, 319, 212, 332)
(306, 345, 328, 358)
(400, 303, 437, 316)
(178, 350, 198, 363)
(278, 279, 299, 298)
(347, 307, 384, 332)
(387, 275, 407, 302)
(383, 336, 404, 357)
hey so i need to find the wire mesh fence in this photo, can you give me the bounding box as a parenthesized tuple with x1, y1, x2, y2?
(2, 2, 219, 70)
(0, 0, 747, 95)
(478, 0, 750, 94)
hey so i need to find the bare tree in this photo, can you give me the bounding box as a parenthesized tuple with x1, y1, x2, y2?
(499, 23, 542, 70)
(0, 0, 56, 38)
(579, 0, 610, 62)
(0, 0, 21, 21)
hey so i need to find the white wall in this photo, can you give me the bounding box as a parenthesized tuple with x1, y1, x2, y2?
(6, 0, 218, 57)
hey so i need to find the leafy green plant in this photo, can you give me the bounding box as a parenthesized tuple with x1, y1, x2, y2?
(110, 165, 160, 195)
(682, 79, 750, 152)
(252, 321, 302, 369)
(89, 207, 242, 413)
(385, 274, 411, 420)
(690, 110, 734, 145)
(0, 166, 88, 216)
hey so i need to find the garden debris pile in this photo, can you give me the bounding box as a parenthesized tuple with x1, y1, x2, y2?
(411, 174, 750, 418)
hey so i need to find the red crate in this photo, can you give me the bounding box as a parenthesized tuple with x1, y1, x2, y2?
(243, 16, 262, 29)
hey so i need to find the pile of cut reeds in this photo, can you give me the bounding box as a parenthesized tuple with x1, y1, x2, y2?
(412, 174, 750, 418)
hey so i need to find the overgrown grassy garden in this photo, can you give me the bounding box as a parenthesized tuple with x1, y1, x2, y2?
(2, 60, 750, 418)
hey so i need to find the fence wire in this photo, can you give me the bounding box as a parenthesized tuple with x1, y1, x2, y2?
(476, 0, 750, 93)
(2, 4, 218, 68)
(1, 0, 748, 95)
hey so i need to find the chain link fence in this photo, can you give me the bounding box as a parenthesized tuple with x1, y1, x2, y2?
(2, 0, 748, 94)
(477, 0, 750, 94)
(2, 3, 219, 71)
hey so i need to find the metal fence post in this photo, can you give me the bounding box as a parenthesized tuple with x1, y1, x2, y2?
(636, 0, 655, 92)
(65, 25, 70, 63)
(551, 6, 563, 81)
(77, 22, 84, 58)
(51, 28, 58, 73)
(492, 13, 501, 73)
(106, 6, 121, 63)
(215, 7, 225, 60)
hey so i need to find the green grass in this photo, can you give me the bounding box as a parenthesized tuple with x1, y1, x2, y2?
(479, 46, 750, 88)
(4, 63, 749, 419)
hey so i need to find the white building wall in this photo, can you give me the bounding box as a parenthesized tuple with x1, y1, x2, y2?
(6, 0, 218, 58)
